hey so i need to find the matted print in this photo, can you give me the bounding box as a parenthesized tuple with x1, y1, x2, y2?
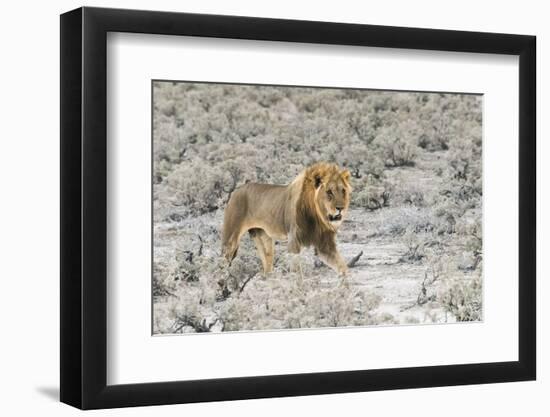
(152, 81, 482, 334)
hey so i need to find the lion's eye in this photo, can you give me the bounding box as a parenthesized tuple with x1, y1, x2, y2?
(327, 190, 334, 199)
(342, 188, 346, 196)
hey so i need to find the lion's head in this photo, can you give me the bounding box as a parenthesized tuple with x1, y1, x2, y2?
(300, 162, 352, 232)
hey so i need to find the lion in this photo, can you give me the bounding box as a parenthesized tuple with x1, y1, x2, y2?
(221, 162, 352, 276)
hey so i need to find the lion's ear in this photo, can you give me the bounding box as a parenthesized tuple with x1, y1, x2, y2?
(314, 175, 323, 189)
(341, 169, 351, 182)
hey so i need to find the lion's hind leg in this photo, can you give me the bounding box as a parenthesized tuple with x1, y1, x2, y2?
(249, 228, 274, 274)
(222, 224, 246, 266)
(261, 233, 274, 273)
(222, 232, 241, 266)
(221, 189, 249, 266)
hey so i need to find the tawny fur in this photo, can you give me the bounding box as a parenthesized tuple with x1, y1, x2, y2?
(221, 162, 352, 275)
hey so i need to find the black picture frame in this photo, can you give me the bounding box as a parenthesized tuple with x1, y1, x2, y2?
(60, 6, 536, 410)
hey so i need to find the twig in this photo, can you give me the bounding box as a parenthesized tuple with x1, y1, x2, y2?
(400, 269, 438, 312)
(197, 235, 204, 256)
(173, 314, 216, 333)
(347, 251, 364, 268)
(400, 302, 417, 312)
(239, 275, 254, 294)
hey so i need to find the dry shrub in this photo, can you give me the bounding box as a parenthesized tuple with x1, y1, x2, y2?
(159, 249, 388, 333)
(218, 274, 384, 331)
(374, 206, 436, 236)
(401, 227, 427, 262)
(352, 182, 390, 211)
(438, 274, 482, 322)
(374, 134, 418, 167)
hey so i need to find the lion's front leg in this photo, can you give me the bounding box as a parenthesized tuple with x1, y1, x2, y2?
(318, 250, 348, 277)
(288, 235, 304, 282)
(317, 240, 349, 278)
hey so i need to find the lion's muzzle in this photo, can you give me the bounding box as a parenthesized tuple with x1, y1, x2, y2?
(328, 213, 342, 222)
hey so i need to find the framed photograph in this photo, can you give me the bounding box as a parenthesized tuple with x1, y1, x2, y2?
(60, 6, 536, 409)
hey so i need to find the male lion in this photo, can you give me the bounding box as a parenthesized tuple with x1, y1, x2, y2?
(221, 162, 351, 276)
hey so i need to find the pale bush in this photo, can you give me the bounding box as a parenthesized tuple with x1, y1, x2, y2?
(391, 182, 426, 207)
(401, 227, 427, 262)
(160, 160, 226, 215)
(352, 181, 390, 210)
(374, 134, 418, 167)
(159, 246, 389, 333)
(169, 277, 220, 333)
(374, 206, 436, 236)
(218, 274, 385, 331)
(438, 274, 482, 322)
